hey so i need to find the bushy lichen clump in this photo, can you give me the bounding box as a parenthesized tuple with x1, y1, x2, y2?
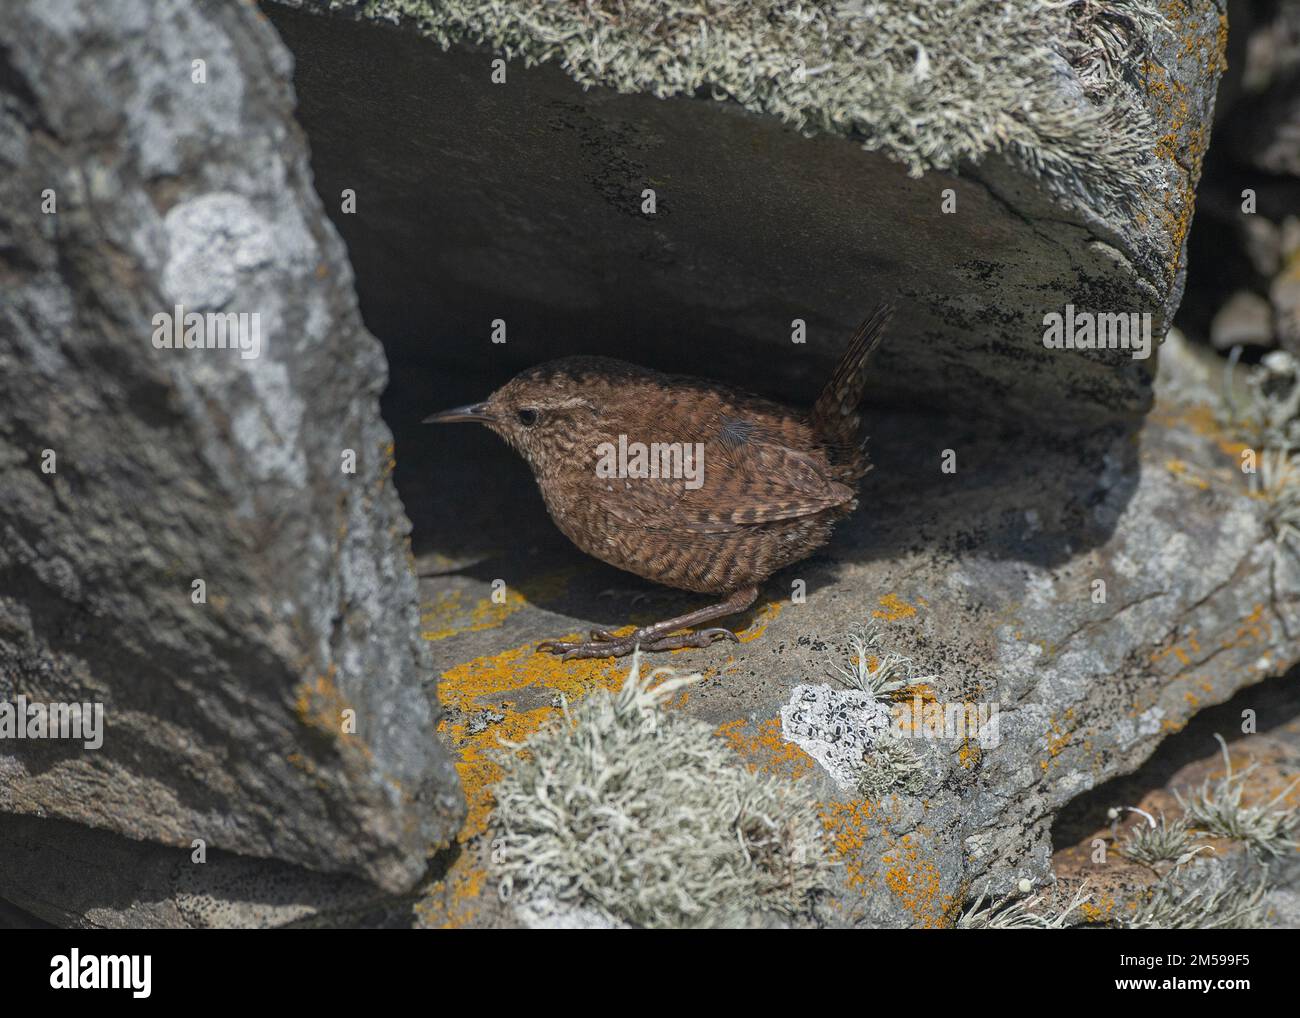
(1174, 734, 1300, 860)
(489, 652, 831, 928)
(827, 621, 923, 698)
(857, 731, 926, 800)
(958, 882, 1093, 929)
(362, 0, 1170, 208)
(1099, 734, 1299, 929)
(1124, 867, 1269, 930)
(1117, 809, 1211, 867)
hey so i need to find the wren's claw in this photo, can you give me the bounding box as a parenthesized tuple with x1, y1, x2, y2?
(537, 625, 739, 661)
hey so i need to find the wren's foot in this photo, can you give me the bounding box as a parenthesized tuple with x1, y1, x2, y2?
(537, 626, 739, 661)
(537, 587, 760, 661)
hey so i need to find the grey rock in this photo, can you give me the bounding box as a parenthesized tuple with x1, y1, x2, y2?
(0, 812, 396, 929)
(265, 0, 1228, 431)
(418, 331, 1300, 928)
(0, 0, 464, 902)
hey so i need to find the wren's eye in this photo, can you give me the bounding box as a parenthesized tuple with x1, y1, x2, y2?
(517, 408, 539, 427)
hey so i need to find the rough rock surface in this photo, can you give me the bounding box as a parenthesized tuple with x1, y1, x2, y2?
(250, 0, 1295, 928)
(1052, 674, 1300, 929)
(415, 333, 1299, 928)
(0, 0, 463, 912)
(269, 0, 1227, 429)
(0, 0, 1288, 929)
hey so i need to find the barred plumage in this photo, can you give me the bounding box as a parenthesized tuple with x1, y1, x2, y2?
(425, 302, 895, 658)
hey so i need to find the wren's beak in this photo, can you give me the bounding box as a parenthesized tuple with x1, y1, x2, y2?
(422, 402, 495, 425)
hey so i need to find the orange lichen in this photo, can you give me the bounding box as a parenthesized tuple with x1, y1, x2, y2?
(295, 668, 351, 737)
(1041, 710, 1074, 772)
(882, 836, 952, 928)
(437, 641, 629, 840)
(1229, 604, 1269, 648)
(891, 684, 941, 733)
(736, 599, 783, 643)
(420, 569, 576, 641)
(1152, 630, 1201, 670)
(1079, 894, 1116, 925)
(820, 799, 875, 891)
(872, 593, 918, 622)
(1142, 2, 1225, 283)
(1164, 458, 1210, 490)
(417, 855, 488, 929)
(716, 717, 815, 779)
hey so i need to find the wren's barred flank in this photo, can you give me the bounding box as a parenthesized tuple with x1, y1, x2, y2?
(425, 303, 896, 659)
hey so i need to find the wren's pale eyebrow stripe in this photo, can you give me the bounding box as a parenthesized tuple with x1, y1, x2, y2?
(426, 302, 896, 660)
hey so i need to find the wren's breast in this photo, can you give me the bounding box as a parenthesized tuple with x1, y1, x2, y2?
(536, 474, 842, 595)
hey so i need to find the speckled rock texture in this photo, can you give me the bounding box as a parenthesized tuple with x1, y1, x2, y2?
(412, 333, 1299, 929)
(248, 0, 1295, 928)
(268, 0, 1227, 429)
(0, 0, 463, 916)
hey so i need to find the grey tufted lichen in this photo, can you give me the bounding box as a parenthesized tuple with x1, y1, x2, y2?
(349, 0, 1171, 208)
(488, 651, 831, 928)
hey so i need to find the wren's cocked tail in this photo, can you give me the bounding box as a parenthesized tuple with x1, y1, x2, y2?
(426, 302, 896, 659)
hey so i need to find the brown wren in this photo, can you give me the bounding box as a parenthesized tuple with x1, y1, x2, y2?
(425, 303, 895, 660)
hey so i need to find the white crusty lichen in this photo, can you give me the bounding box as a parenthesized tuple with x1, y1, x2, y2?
(1174, 734, 1300, 861)
(489, 652, 831, 928)
(779, 620, 934, 793)
(361, 0, 1173, 209)
(780, 681, 894, 791)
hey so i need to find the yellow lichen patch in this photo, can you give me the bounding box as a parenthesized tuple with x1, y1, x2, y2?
(1142, 0, 1224, 284)
(294, 668, 361, 745)
(872, 593, 918, 622)
(1040, 710, 1075, 772)
(891, 683, 941, 733)
(416, 855, 488, 929)
(420, 589, 465, 635)
(882, 836, 952, 928)
(421, 569, 577, 642)
(1164, 458, 1210, 490)
(377, 440, 397, 493)
(716, 717, 815, 779)
(1152, 403, 1262, 467)
(1152, 630, 1201, 671)
(1228, 603, 1269, 649)
(1150, 402, 1246, 460)
(820, 799, 874, 891)
(1079, 894, 1116, 925)
(957, 738, 981, 770)
(438, 641, 629, 840)
(736, 599, 783, 643)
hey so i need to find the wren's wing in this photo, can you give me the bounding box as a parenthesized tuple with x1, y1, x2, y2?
(601, 415, 855, 534)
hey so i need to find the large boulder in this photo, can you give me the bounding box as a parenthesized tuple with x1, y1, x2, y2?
(0, 0, 463, 914)
(269, 0, 1227, 429)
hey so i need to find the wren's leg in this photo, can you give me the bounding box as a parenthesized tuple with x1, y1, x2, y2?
(538, 586, 760, 661)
